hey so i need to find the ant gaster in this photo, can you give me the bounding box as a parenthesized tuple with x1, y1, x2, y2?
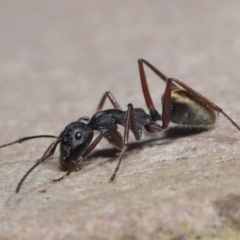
(137, 59, 240, 132)
(0, 92, 160, 193)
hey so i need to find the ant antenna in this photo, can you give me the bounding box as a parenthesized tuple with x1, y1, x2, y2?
(0, 135, 58, 149)
(0, 134, 60, 193)
(16, 139, 62, 193)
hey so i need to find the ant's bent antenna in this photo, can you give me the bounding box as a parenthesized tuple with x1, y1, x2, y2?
(0, 134, 59, 193)
(0, 135, 58, 149)
(16, 139, 62, 193)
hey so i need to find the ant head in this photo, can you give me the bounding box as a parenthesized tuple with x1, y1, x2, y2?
(59, 121, 94, 170)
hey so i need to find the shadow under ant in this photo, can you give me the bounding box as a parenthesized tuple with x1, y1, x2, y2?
(82, 125, 208, 165)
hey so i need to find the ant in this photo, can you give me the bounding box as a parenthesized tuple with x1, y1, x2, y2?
(2, 59, 239, 193)
(0, 92, 161, 193)
(137, 59, 240, 132)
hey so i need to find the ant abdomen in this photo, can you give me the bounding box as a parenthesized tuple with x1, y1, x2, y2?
(168, 89, 216, 127)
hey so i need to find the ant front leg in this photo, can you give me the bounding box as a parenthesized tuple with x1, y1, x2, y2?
(77, 92, 122, 123)
(97, 91, 121, 111)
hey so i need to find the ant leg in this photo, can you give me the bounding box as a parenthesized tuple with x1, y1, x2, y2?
(138, 59, 176, 121)
(77, 92, 121, 123)
(16, 139, 61, 193)
(110, 103, 140, 182)
(127, 104, 141, 141)
(161, 78, 173, 129)
(97, 91, 121, 111)
(144, 122, 162, 134)
(138, 59, 157, 110)
(138, 59, 173, 107)
(171, 78, 240, 131)
(144, 77, 177, 130)
(53, 129, 124, 182)
(105, 129, 124, 149)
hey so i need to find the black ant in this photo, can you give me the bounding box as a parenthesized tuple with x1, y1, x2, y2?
(137, 59, 240, 132)
(2, 60, 239, 193)
(0, 92, 160, 193)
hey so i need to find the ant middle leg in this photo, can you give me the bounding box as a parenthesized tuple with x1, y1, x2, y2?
(110, 103, 141, 181)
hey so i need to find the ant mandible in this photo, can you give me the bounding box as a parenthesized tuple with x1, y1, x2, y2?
(137, 59, 240, 132)
(0, 92, 160, 193)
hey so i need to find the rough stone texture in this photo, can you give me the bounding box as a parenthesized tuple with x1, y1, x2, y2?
(0, 1, 240, 239)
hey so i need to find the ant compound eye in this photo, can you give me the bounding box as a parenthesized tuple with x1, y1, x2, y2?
(74, 132, 82, 140)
